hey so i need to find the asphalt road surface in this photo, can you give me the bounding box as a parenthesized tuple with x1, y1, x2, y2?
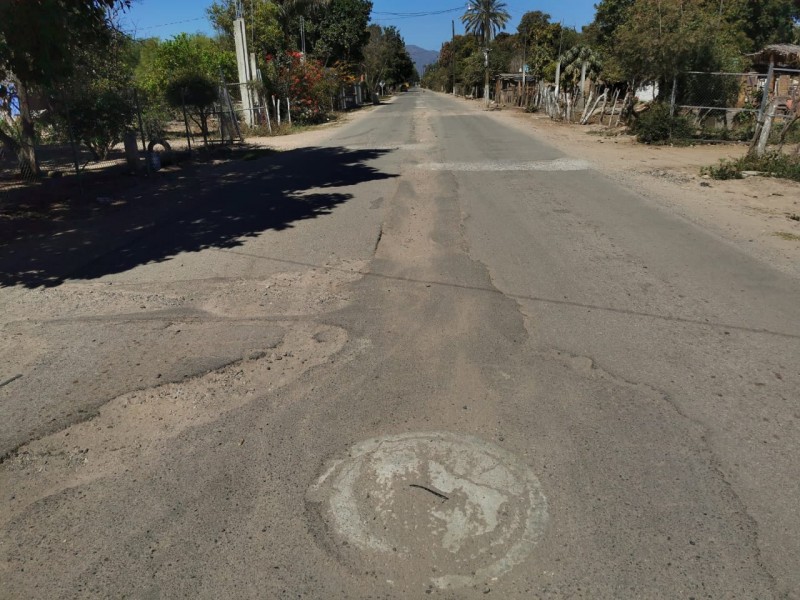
(2, 90, 799, 599)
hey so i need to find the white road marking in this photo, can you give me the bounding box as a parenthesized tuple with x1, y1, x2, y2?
(418, 158, 592, 172)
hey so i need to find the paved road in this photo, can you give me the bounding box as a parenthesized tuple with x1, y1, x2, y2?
(2, 90, 799, 599)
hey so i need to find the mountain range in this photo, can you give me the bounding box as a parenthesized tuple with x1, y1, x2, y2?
(407, 45, 439, 79)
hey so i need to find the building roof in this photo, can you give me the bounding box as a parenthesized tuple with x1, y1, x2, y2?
(747, 44, 800, 67)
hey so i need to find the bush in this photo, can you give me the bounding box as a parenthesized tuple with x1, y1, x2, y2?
(703, 151, 800, 182)
(632, 102, 693, 144)
(263, 52, 331, 125)
(165, 73, 218, 144)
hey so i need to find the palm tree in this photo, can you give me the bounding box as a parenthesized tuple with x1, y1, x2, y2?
(461, 0, 511, 105)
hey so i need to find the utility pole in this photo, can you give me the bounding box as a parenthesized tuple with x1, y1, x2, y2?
(451, 20, 456, 95)
(521, 31, 526, 105)
(484, 14, 491, 106)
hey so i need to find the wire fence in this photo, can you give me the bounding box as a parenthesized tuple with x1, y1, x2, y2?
(672, 70, 800, 141)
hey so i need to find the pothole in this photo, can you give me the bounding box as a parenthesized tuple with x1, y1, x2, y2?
(307, 432, 548, 590)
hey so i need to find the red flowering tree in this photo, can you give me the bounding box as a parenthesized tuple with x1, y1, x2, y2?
(264, 51, 329, 124)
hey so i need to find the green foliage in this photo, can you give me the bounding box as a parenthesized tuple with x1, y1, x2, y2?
(207, 0, 284, 58)
(516, 11, 563, 79)
(560, 45, 602, 92)
(62, 85, 135, 161)
(0, 0, 131, 176)
(135, 34, 235, 96)
(701, 160, 743, 180)
(312, 0, 372, 65)
(632, 102, 693, 144)
(164, 73, 219, 144)
(725, 0, 800, 49)
(0, 0, 129, 85)
(263, 52, 330, 123)
(165, 74, 218, 110)
(462, 0, 511, 45)
(703, 152, 800, 182)
(363, 25, 415, 93)
(586, 0, 799, 87)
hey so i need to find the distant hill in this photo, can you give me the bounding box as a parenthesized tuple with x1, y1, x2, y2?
(407, 45, 439, 79)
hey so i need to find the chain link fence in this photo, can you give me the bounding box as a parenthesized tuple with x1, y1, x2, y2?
(674, 69, 800, 142)
(1, 86, 237, 193)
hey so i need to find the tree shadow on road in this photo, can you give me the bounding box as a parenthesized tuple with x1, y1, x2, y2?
(0, 146, 395, 288)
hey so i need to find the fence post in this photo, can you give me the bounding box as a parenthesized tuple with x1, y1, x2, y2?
(134, 89, 150, 176)
(670, 76, 677, 117)
(750, 58, 775, 155)
(181, 88, 192, 154)
(754, 101, 777, 157)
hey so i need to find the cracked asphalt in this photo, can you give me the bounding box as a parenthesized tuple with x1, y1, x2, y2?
(1, 90, 799, 599)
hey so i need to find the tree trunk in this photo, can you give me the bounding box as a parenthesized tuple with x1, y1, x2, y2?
(7, 80, 40, 178)
(554, 62, 561, 97)
(579, 61, 587, 102)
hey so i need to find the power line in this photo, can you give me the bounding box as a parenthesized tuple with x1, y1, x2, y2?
(128, 16, 207, 33)
(372, 7, 464, 19)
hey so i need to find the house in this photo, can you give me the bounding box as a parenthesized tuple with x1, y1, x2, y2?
(746, 44, 800, 111)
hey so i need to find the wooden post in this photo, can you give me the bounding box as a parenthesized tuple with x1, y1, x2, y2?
(670, 76, 677, 117)
(555, 61, 561, 97)
(581, 91, 606, 125)
(598, 91, 609, 125)
(750, 58, 775, 155)
(581, 90, 595, 123)
(608, 89, 620, 125)
(754, 101, 777, 157)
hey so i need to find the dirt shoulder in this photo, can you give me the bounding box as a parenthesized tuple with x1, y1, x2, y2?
(452, 95, 800, 278)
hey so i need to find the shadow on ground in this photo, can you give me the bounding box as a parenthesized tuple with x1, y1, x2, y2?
(0, 146, 394, 288)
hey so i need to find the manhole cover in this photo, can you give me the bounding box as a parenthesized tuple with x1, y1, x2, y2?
(307, 432, 548, 589)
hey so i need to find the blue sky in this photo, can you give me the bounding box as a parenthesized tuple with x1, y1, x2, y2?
(121, 0, 599, 51)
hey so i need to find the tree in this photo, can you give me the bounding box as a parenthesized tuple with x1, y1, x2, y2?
(363, 25, 415, 96)
(461, 0, 511, 104)
(612, 0, 746, 92)
(312, 0, 372, 66)
(165, 74, 218, 146)
(46, 32, 138, 161)
(560, 45, 602, 97)
(135, 33, 235, 95)
(725, 0, 800, 50)
(0, 0, 130, 177)
(516, 11, 563, 80)
(207, 0, 284, 59)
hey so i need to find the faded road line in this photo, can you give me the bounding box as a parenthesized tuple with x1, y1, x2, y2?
(418, 158, 592, 172)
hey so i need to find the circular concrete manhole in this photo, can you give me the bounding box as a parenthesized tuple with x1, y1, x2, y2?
(307, 432, 548, 590)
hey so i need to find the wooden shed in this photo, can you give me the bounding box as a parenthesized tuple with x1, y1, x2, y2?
(494, 73, 537, 107)
(746, 44, 800, 107)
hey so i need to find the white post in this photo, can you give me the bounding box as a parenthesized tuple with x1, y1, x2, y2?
(234, 18, 254, 126)
(286, 98, 291, 125)
(554, 61, 561, 97)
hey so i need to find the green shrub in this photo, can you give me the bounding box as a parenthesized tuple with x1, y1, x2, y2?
(632, 102, 693, 144)
(701, 161, 742, 180)
(703, 151, 800, 182)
